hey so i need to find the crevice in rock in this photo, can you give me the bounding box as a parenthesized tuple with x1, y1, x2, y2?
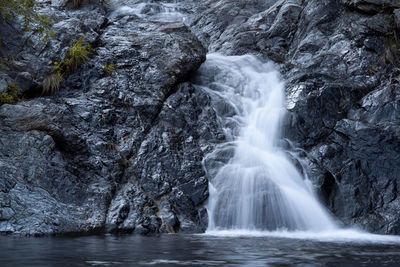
(321, 171, 339, 207)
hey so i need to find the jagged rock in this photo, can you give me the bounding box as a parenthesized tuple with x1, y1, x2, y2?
(105, 83, 223, 234)
(0, 0, 208, 235)
(395, 9, 400, 28)
(341, 0, 400, 14)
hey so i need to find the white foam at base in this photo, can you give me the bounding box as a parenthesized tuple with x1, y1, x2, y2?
(204, 229, 400, 244)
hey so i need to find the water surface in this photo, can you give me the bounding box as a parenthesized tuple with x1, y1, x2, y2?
(2, 233, 400, 266)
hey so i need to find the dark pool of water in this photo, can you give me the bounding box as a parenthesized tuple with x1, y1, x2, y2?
(1, 233, 400, 266)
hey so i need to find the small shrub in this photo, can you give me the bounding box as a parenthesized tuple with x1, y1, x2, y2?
(52, 37, 92, 76)
(0, 83, 21, 105)
(104, 63, 116, 76)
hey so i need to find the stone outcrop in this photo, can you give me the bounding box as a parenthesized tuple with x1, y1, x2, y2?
(0, 0, 214, 235)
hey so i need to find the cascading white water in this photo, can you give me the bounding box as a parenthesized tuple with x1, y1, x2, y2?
(193, 53, 337, 232)
(109, 2, 185, 22)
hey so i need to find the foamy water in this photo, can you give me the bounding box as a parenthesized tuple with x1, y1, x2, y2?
(193, 53, 337, 232)
(204, 229, 400, 244)
(109, 2, 185, 22)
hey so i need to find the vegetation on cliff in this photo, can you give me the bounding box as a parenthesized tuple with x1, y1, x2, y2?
(0, 0, 54, 41)
(43, 38, 93, 95)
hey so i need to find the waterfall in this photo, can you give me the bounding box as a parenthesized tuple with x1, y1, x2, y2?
(193, 53, 337, 232)
(109, 2, 185, 22)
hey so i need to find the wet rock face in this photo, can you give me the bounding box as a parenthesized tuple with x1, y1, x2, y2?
(282, 0, 400, 234)
(341, 0, 400, 14)
(0, 1, 212, 235)
(106, 83, 223, 234)
(190, 0, 400, 233)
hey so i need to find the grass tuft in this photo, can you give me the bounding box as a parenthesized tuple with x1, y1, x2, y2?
(66, 37, 92, 73)
(104, 63, 117, 76)
(42, 37, 92, 95)
(42, 72, 63, 95)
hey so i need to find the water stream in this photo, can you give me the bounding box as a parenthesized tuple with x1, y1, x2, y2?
(109, 1, 186, 22)
(193, 54, 337, 232)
